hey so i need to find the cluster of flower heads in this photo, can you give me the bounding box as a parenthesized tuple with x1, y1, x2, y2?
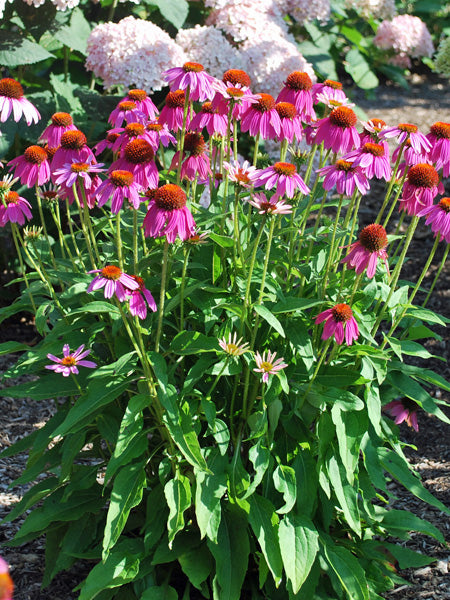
(373, 14, 434, 68)
(343, 0, 396, 20)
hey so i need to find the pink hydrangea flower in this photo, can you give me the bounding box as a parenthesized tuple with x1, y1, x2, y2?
(240, 93, 281, 139)
(39, 112, 77, 147)
(426, 121, 450, 176)
(46, 344, 97, 377)
(96, 170, 142, 214)
(0, 77, 40, 125)
(250, 162, 310, 199)
(87, 265, 139, 301)
(384, 399, 419, 431)
(163, 61, 216, 102)
(373, 14, 434, 62)
(341, 223, 389, 278)
(419, 197, 450, 243)
(247, 192, 292, 215)
(143, 183, 196, 243)
(125, 275, 157, 320)
(8, 145, 51, 187)
(315, 303, 359, 346)
(314, 106, 360, 154)
(254, 349, 288, 383)
(0, 190, 32, 227)
(317, 158, 370, 196)
(276, 71, 315, 121)
(0, 556, 14, 600)
(399, 163, 444, 216)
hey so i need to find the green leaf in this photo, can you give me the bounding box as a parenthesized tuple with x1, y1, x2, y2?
(164, 472, 192, 548)
(273, 465, 296, 514)
(380, 509, 444, 543)
(297, 40, 338, 80)
(195, 450, 227, 543)
(399, 340, 435, 359)
(272, 297, 322, 313)
(278, 514, 319, 594)
(248, 495, 283, 585)
(0, 30, 54, 66)
(170, 330, 221, 354)
(404, 306, 447, 326)
(344, 48, 379, 90)
(141, 586, 178, 600)
(178, 543, 214, 591)
(0, 341, 32, 356)
(254, 304, 285, 337)
(292, 450, 318, 517)
(0, 376, 80, 400)
(209, 232, 235, 247)
(326, 452, 361, 536)
(321, 540, 370, 600)
(243, 442, 270, 499)
(151, 0, 189, 29)
(2, 477, 60, 523)
(365, 385, 382, 436)
(103, 461, 146, 558)
(51, 7, 91, 54)
(50, 73, 83, 116)
(382, 542, 435, 569)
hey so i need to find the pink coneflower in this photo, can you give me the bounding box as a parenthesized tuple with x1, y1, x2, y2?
(223, 159, 257, 188)
(126, 88, 158, 120)
(8, 145, 51, 187)
(312, 79, 347, 105)
(189, 101, 229, 137)
(125, 275, 157, 320)
(211, 80, 260, 120)
(250, 162, 310, 199)
(315, 303, 359, 346)
(420, 197, 450, 243)
(46, 344, 97, 377)
(314, 106, 360, 154)
(342, 223, 389, 278)
(379, 122, 431, 155)
(0, 556, 14, 600)
(109, 122, 154, 153)
(159, 89, 191, 132)
(53, 155, 105, 189)
(108, 100, 146, 128)
(169, 132, 211, 181)
(427, 121, 450, 176)
(254, 349, 288, 384)
(219, 332, 251, 356)
(222, 69, 251, 88)
(343, 142, 391, 181)
(317, 159, 370, 196)
(274, 102, 303, 143)
(247, 192, 292, 215)
(51, 130, 95, 173)
(96, 170, 142, 213)
(276, 71, 315, 122)
(0, 77, 40, 125)
(0, 191, 32, 227)
(111, 138, 158, 188)
(384, 399, 419, 431)
(145, 121, 176, 151)
(94, 131, 121, 156)
(399, 163, 443, 216)
(240, 93, 281, 140)
(163, 61, 216, 102)
(39, 112, 77, 147)
(88, 265, 139, 301)
(143, 183, 196, 243)
(360, 118, 387, 144)
(392, 138, 429, 172)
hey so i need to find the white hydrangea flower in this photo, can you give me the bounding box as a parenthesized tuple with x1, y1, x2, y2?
(343, 0, 396, 19)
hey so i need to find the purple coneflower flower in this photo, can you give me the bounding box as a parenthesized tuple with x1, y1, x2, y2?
(274, 102, 303, 143)
(314, 106, 360, 154)
(247, 192, 292, 216)
(426, 121, 450, 176)
(0, 555, 14, 600)
(240, 93, 281, 140)
(344, 142, 391, 181)
(94, 132, 121, 156)
(125, 275, 157, 320)
(379, 122, 431, 155)
(0, 77, 40, 125)
(169, 132, 211, 182)
(46, 344, 97, 377)
(125, 88, 158, 120)
(342, 223, 389, 279)
(108, 100, 146, 128)
(392, 138, 428, 172)
(51, 130, 95, 174)
(359, 118, 387, 144)
(250, 162, 310, 199)
(96, 170, 142, 213)
(159, 90, 192, 133)
(39, 112, 77, 147)
(212, 79, 260, 120)
(277, 71, 315, 122)
(384, 399, 419, 431)
(254, 350, 288, 384)
(8, 145, 51, 187)
(317, 158, 369, 196)
(145, 121, 176, 151)
(189, 101, 229, 137)
(312, 79, 347, 105)
(88, 265, 139, 301)
(315, 303, 359, 346)
(223, 159, 257, 188)
(53, 155, 104, 189)
(219, 332, 250, 356)
(420, 197, 450, 243)
(399, 163, 444, 216)
(143, 183, 196, 243)
(111, 139, 158, 189)
(0, 191, 32, 227)
(163, 61, 216, 102)
(109, 123, 153, 154)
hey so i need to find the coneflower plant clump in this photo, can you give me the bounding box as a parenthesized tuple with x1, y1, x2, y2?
(1, 65, 449, 600)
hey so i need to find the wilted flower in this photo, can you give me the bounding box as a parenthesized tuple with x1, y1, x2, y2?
(384, 399, 419, 431)
(254, 349, 288, 383)
(341, 223, 389, 278)
(87, 265, 139, 301)
(46, 344, 97, 377)
(315, 303, 359, 346)
(219, 332, 251, 356)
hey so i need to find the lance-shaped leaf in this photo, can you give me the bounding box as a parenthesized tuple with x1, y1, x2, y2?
(164, 472, 192, 548)
(278, 514, 319, 594)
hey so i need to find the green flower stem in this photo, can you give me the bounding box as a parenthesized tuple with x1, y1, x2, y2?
(80, 185, 102, 265)
(252, 133, 260, 166)
(116, 213, 124, 270)
(133, 209, 139, 274)
(65, 197, 84, 265)
(233, 117, 238, 160)
(70, 373, 83, 396)
(179, 245, 191, 332)
(206, 357, 230, 401)
(332, 189, 360, 272)
(72, 184, 97, 269)
(35, 185, 58, 272)
(420, 242, 449, 309)
(257, 216, 276, 305)
(154, 239, 170, 353)
(108, 0, 118, 20)
(279, 139, 288, 162)
(382, 169, 408, 230)
(321, 194, 345, 298)
(10, 224, 37, 313)
(176, 86, 191, 185)
(226, 104, 233, 162)
(348, 272, 363, 305)
(303, 187, 329, 265)
(232, 186, 247, 278)
(375, 141, 406, 225)
(303, 339, 332, 400)
(239, 217, 266, 335)
(50, 204, 78, 271)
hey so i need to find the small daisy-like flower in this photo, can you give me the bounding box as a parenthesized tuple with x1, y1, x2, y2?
(0, 190, 32, 227)
(250, 161, 310, 199)
(426, 121, 450, 176)
(163, 61, 216, 102)
(317, 159, 370, 196)
(0, 174, 19, 197)
(360, 118, 387, 144)
(253, 349, 288, 384)
(108, 100, 146, 128)
(223, 159, 257, 188)
(45, 344, 97, 377)
(384, 399, 419, 431)
(125, 88, 158, 120)
(87, 265, 139, 301)
(312, 79, 347, 105)
(186, 230, 209, 245)
(420, 197, 450, 243)
(39, 112, 77, 147)
(274, 102, 304, 143)
(125, 275, 157, 320)
(0, 556, 14, 600)
(240, 93, 282, 140)
(247, 192, 292, 215)
(218, 332, 250, 357)
(341, 223, 389, 278)
(169, 132, 211, 181)
(23, 225, 43, 242)
(53, 155, 105, 189)
(315, 303, 359, 346)
(8, 145, 51, 187)
(0, 77, 40, 125)
(314, 106, 360, 154)
(143, 183, 196, 243)
(111, 138, 158, 188)
(96, 170, 142, 213)
(51, 130, 95, 173)
(159, 89, 192, 132)
(379, 122, 431, 155)
(399, 163, 443, 216)
(276, 71, 315, 122)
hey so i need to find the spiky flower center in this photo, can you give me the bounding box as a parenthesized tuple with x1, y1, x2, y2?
(398, 123, 418, 134)
(6, 191, 20, 204)
(331, 303, 353, 322)
(234, 169, 251, 185)
(24, 146, 48, 164)
(131, 275, 145, 290)
(183, 61, 204, 72)
(275, 102, 296, 119)
(329, 106, 357, 129)
(127, 89, 147, 102)
(101, 265, 122, 280)
(223, 69, 251, 87)
(335, 159, 354, 172)
(118, 100, 137, 112)
(285, 71, 312, 91)
(42, 190, 58, 200)
(71, 162, 89, 173)
(154, 184, 187, 211)
(225, 86, 245, 99)
(430, 121, 450, 139)
(407, 163, 439, 188)
(273, 162, 296, 176)
(201, 102, 217, 114)
(369, 118, 386, 130)
(0, 77, 24, 99)
(259, 361, 275, 372)
(61, 130, 87, 149)
(110, 170, 134, 187)
(124, 139, 154, 164)
(166, 90, 185, 108)
(323, 79, 342, 90)
(362, 142, 385, 156)
(254, 93, 275, 113)
(61, 356, 76, 366)
(107, 132, 120, 143)
(125, 123, 145, 137)
(260, 201, 276, 213)
(44, 145, 57, 159)
(183, 132, 206, 156)
(145, 188, 158, 200)
(51, 112, 73, 127)
(359, 223, 388, 252)
(438, 197, 450, 213)
(147, 123, 163, 132)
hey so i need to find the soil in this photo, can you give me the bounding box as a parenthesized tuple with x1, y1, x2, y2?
(1, 69, 450, 599)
